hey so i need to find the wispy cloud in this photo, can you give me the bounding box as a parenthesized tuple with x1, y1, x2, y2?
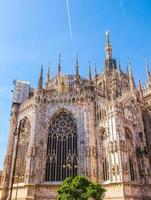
(119, 0, 126, 22)
(66, 0, 73, 39)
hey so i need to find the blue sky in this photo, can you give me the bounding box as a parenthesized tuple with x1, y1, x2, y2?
(0, 0, 151, 169)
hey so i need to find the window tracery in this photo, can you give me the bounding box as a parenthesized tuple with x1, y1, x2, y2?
(45, 111, 77, 182)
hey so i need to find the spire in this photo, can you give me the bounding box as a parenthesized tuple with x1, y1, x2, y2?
(45, 63, 51, 88)
(105, 31, 112, 60)
(145, 59, 150, 75)
(88, 61, 92, 81)
(145, 59, 151, 86)
(117, 61, 122, 79)
(138, 77, 143, 98)
(57, 54, 61, 77)
(94, 63, 97, 77)
(138, 78, 142, 89)
(94, 63, 97, 86)
(75, 54, 79, 77)
(38, 65, 43, 89)
(128, 62, 135, 91)
(46, 63, 51, 83)
(117, 61, 121, 71)
(126, 64, 129, 75)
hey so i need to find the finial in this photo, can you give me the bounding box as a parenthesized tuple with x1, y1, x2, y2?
(38, 65, 43, 89)
(75, 54, 79, 76)
(58, 54, 61, 76)
(105, 31, 112, 60)
(88, 61, 92, 81)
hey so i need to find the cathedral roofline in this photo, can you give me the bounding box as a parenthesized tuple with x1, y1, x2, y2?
(10, 31, 151, 105)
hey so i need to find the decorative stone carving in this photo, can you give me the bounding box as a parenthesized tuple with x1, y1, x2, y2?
(1, 33, 151, 200)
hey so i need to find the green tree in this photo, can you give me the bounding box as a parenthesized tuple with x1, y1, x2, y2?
(57, 176, 106, 200)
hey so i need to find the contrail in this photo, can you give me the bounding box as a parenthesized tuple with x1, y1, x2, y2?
(66, 0, 73, 38)
(119, 0, 126, 22)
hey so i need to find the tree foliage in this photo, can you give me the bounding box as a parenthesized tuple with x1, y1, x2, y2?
(57, 176, 106, 200)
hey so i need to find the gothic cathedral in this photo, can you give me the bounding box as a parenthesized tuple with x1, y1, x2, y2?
(0, 32, 151, 200)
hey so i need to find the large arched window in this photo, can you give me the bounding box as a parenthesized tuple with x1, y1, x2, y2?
(45, 111, 77, 182)
(14, 117, 30, 183)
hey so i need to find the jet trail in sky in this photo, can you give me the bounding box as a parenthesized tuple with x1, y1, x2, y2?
(119, 0, 126, 22)
(66, 0, 73, 39)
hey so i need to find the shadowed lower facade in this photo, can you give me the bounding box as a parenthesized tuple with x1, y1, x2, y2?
(0, 32, 151, 200)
